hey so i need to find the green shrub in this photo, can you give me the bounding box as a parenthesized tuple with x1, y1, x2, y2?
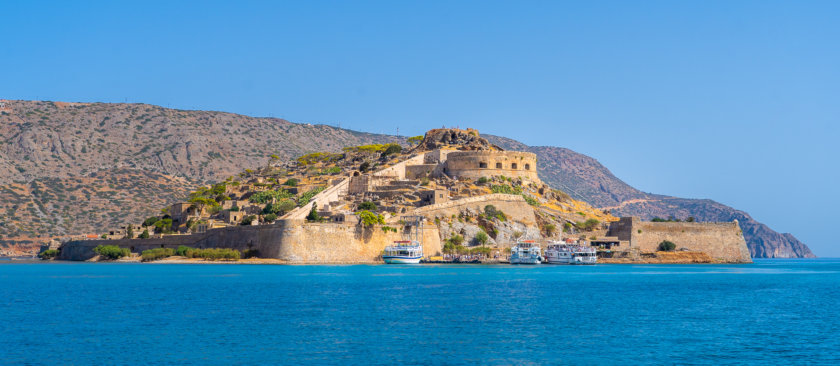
(449, 234, 464, 246)
(298, 187, 325, 207)
(141, 248, 174, 262)
(477, 177, 489, 185)
(181, 248, 241, 260)
(263, 213, 278, 223)
(521, 195, 540, 206)
(658, 241, 677, 251)
(576, 219, 600, 231)
(359, 162, 371, 172)
(241, 215, 257, 225)
(380, 143, 402, 157)
(490, 184, 522, 195)
(138, 229, 150, 239)
(283, 178, 299, 186)
(243, 249, 260, 259)
(357, 201, 377, 211)
(39, 249, 59, 260)
(175, 245, 192, 256)
(249, 189, 293, 204)
(475, 231, 489, 246)
(381, 226, 398, 233)
(93, 245, 130, 260)
(544, 224, 556, 236)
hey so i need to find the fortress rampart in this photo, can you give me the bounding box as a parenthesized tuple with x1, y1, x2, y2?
(607, 217, 752, 262)
(59, 220, 443, 263)
(443, 151, 540, 182)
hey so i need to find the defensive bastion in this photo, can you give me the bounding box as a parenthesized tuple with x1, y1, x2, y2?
(607, 217, 752, 263)
(443, 150, 540, 182)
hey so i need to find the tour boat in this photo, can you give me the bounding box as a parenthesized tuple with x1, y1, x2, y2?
(571, 246, 597, 264)
(544, 241, 597, 265)
(544, 242, 574, 264)
(383, 241, 423, 264)
(510, 241, 541, 264)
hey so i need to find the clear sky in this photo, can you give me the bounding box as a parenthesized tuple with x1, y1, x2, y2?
(2, 1, 838, 256)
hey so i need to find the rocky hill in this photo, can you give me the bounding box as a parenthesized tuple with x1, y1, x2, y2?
(484, 135, 815, 258)
(0, 100, 813, 257)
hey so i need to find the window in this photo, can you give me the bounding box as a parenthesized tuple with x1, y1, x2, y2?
(479, 162, 488, 168)
(496, 162, 502, 169)
(511, 163, 518, 169)
(525, 164, 530, 170)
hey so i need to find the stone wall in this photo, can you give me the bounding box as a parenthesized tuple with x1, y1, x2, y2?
(444, 151, 540, 182)
(412, 194, 537, 226)
(607, 217, 751, 262)
(59, 220, 443, 263)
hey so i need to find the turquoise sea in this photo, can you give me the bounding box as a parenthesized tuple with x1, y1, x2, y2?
(1, 259, 839, 365)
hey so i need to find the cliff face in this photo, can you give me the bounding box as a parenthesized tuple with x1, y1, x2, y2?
(484, 135, 815, 258)
(0, 100, 814, 258)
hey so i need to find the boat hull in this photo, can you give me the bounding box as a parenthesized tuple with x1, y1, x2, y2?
(510, 257, 542, 265)
(383, 256, 422, 264)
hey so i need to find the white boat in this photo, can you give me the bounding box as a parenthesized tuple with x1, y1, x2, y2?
(383, 241, 423, 264)
(544, 242, 574, 264)
(571, 246, 597, 265)
(545, 241, 597, 265)
(510, 241, 541, 264)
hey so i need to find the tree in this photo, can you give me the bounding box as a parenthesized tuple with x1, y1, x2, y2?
(189, 197, 218, 215)
(125, 225, 134, 239)
(407, 135, 423, 146)
(264, 213, 278, 223)
(380, 144, 402, 157)
(450, 234, 464, 246)
(687, 216, 696, 222)
(143, 216, 160, 227)
(357, 210, 384, 227)
(359, 162, 371, 172)
(658, 240, 677, 251)
(357, 201, 377, 211)
(306, 203, 320, 222)
(475, 231, 489, 246)
(283, 178, 299, 187)
(139, 229, 150, 239)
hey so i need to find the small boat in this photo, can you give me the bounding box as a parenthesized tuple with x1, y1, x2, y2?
(510, 241, 541, 264)
(383, 241, 423, 264)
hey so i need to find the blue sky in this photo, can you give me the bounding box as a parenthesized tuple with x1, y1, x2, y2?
(2, 1, 838, 256)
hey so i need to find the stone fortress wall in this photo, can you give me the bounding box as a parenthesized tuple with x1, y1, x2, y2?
(60, 220, 443, 262)
(607, 217, 752, 262)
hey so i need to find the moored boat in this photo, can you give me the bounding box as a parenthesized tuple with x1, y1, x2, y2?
(544, 241, 573, 264)
(383, 241, 423, 264)
(510, 241, 541, 264)
(571, 246, 597, 265)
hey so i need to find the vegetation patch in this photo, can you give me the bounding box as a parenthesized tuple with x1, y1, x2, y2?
(141, 248, 174, 262)
(93, 245, 130, 260)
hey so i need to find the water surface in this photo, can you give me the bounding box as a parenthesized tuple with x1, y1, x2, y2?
(1, 260, 839, 365)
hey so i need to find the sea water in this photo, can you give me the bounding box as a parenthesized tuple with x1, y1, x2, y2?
(1, 259, 839, 365)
